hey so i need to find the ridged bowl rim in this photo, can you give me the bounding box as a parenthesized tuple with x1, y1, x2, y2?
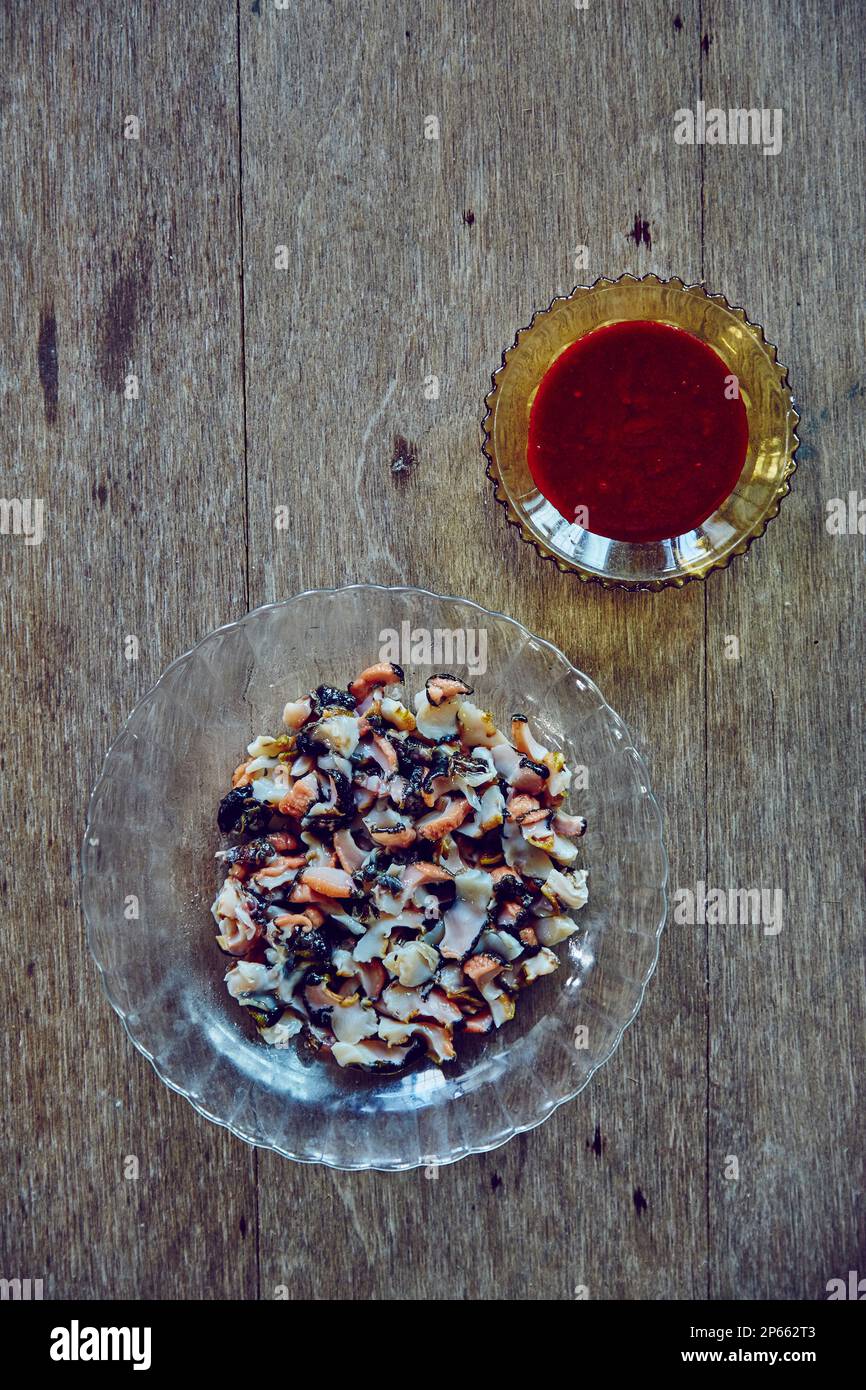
(481, 272, 800, 592)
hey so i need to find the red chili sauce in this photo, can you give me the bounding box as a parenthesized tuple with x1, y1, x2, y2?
(527, 320, 749, 543)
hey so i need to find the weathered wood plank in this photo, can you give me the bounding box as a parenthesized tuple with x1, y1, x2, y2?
(0, 3, 254, 1298)
(241, 0, 708, 1300)
(701, 0, 866, 1300)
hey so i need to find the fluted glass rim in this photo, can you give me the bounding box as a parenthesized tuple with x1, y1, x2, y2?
(481, 273, 800, 592)
(82, 585, 668, 1170)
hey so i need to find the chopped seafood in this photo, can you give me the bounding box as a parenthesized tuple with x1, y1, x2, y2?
(211, 665, 588, 1070)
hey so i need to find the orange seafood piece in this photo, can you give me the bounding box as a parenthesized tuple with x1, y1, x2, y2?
(464, 1007, 493, 1034)
(505, 791, 541, 822)
(277, 770, 319, 819)
(401, 860, 455, 892)
(416, 796, 471, 841)
(296, 865, 354, 898)
(348, 661, 404, 702)
(371, 731, 399, 773)
(426, 674, 472, 706)
(256, 853, 305, 879)
(273, 909, 325, 933)
(463, 953, 503, 988)
(268, 831, 300, 853)
(218, 917, 262, 956)
(370, 823, 417, 848)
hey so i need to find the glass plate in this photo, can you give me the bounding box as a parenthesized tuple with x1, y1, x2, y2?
(82, 586, 667, 1170)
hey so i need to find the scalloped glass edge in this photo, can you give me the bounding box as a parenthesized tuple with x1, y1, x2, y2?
(82, 584, 669, 1171)
(481, 273, 801, 592)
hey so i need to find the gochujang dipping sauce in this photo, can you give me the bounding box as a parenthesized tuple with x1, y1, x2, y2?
(527, 320, 749, 543)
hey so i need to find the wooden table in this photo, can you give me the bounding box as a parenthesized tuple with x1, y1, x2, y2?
(2, 0, 862, 1301)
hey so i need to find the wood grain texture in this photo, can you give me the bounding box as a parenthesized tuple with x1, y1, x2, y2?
(1, 0, 862, 1301)
(0, 3, 255, 1299)
(700, 0, 866, 1299)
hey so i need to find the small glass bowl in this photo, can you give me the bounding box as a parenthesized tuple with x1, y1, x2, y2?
(83, 586, 667, 1171)
(482, 274, 800, 591)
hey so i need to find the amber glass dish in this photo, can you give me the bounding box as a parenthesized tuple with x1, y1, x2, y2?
(482, 274, 800, 591)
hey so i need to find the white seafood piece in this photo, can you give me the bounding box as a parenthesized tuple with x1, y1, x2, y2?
(245, 754, 280, 775)
(478, 977, 516, 1027)
(549, 833, 579, 866)
(331, 998, 379, 1046)
(353, 771, 389, 797)
(439, 868, 493, 959)
(259, 1012, 304, 1046)
(328, 911, 367, 936)
(332, 1039, 413, 1069)
(421, 987, 463, 1025)
(363, 803, 404, 832)
(211, 876, 258, 933)
(521, 815, 555, 853)
(364, 735, 399, 777)
(355, 687, 384, 716)
(313, 714, 360, 758)
(521, 946, 560, 982)
(457, 745, 498, 785)
(333, 827, 367, 873)
(376, 1017, 455, 1062)
(377, 1015, 413, 1045)
(331, 947, 358, 977)
(352, 917, 393, 962)
(457, 700, 505, 748)
(512, 717, 573, 795)
(552, 810, 587, 838)
(247, 733, 286, 759)
(225, 960, 281, 999)
(491, 742, 522, 780)
(459, 783, 505, 838)
(250, 858, 297, 891)
(379, 982, 426, 1021)
(435, 833, 467, 874)
(519, 815, 579, 867)
(250, 773, 291, 805)
(414, 689, 460, 740)
(548, 762, 572, 798)
(278, 966, 308, 1006)
(379, 696, 416, 731)
(477, 928, 524, 963)
(379, 983, 461, 1026)
(436, 962, 473, 997)
(317, 751, 354, 780)
(502, 818, 554, 880)
(383, 939, 440, 986)
(542, 867, 589, 911)
(282, 696, 312, 730)
(419, 918, 446, 949)
(510, 715, 551, 764)
(535, 915, 580, 947)
(299, 831, 334, 866)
